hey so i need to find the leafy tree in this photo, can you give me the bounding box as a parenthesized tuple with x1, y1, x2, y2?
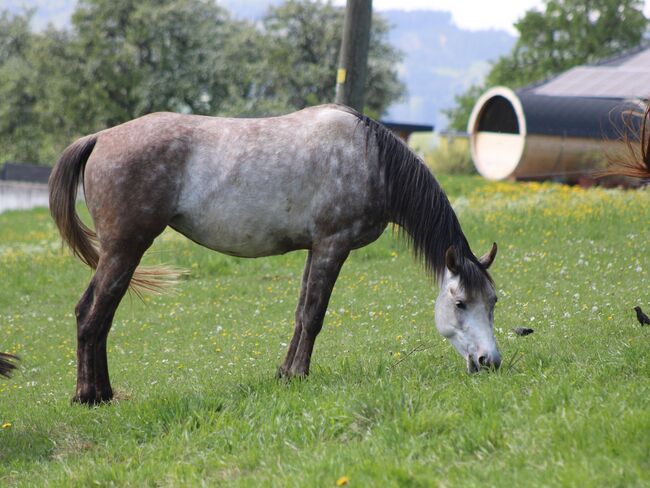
(71, 0, 252, 125)
(0, 10, 39, 162)
(0, 0, 406, 164)
(259, 0, 404, 117)
(445, 0, 647, 131)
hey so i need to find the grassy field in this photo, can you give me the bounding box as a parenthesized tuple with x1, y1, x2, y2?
(1, 176, 649, 486)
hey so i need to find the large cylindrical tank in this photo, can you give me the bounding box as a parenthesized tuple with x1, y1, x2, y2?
(468, 86, 643, 181)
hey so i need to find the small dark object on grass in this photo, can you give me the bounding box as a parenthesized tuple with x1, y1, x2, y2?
(513, 327, 534, 336)
(634, 306, 650, 326)
(0, 352, 19, 378)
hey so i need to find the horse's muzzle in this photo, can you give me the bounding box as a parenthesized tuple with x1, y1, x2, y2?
(467, 351, 501, 373)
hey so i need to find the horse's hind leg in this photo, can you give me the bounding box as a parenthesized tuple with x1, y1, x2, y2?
(93, 302, 121, 401)
(74, 244, 149, 405)
(278, 251, 312, 378)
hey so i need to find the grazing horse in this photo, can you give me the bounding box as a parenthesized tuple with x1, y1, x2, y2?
(49, 104, 501, 405)
(0, 352, 18, 378)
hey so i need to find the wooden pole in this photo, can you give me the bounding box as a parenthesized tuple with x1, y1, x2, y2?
(334, 0, 373, 112)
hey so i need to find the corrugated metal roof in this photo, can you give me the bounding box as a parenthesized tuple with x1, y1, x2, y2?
(596, 44, 650, 67)
(525, 45, 650, 99)
(532, 67, 650, 99)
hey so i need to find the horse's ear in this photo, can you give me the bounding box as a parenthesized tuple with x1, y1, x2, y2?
(445, 246, 459, 275)
(479, 242, 497, 269)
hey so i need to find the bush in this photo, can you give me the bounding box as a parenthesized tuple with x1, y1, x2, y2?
(425, 134, 476, 175)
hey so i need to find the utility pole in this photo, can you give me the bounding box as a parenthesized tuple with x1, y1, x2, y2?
(334, 0, 372, 112)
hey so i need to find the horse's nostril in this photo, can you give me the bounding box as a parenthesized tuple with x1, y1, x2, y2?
(478, 355, 487, 366)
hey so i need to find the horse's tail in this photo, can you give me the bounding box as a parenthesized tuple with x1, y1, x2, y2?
(49, 135, 182, 295)
(0, 352, 18, 378)
(49, 135, 100, 270)
(601, 104, 650, 180)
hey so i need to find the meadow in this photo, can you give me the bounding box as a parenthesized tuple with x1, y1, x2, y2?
(0, 175, 649, 486)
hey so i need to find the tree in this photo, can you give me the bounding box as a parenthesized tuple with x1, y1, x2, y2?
(259, 0, 404, 118)
(71, 0, 253, 125)
(0, 0, 406, 164)
(445, 0, 647, 131)
(71, 0, 403, 121)
(0, 10, 40, 162)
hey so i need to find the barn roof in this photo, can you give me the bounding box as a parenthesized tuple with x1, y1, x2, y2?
(522, 44, 650, 100)
(509, 45, 650, 139)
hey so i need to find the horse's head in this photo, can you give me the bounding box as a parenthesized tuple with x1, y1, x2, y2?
(434, 243, 501, 373)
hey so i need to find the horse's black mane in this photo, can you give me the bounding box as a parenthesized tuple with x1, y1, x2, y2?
(337, 105, 492, 294)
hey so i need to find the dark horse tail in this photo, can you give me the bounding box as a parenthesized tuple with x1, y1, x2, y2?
(49, 135, 100, 270)
(601, 104, 650, 180)
(0, 352, 18, 378)
(49, 136, 181, 294)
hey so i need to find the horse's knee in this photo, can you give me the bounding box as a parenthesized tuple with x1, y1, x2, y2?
(75, 283, 95, 322)
(302, 308, 326, 335)
(76, 319, 99, 344)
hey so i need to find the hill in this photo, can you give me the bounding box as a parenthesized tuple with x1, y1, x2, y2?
(383, 10, 514, 127)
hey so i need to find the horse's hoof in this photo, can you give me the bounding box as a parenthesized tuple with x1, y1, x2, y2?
(287, 368, 309, 379)
(71, 394, 99, 406)
(72, 384, 108, 406)
(276, 366, 309, 380)
(276, 366, 291, 380)
(95, 389, 114, 404)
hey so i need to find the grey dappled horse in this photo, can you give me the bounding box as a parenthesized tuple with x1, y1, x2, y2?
(49, 104, 501, 405)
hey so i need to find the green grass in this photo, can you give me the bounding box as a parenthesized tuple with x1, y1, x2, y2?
(1, 176, 649, 486)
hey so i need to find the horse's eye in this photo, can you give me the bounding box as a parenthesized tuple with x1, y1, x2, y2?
(455, 301, 466, 310)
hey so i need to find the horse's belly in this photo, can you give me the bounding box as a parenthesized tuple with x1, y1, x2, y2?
(171, 196, 312, 257)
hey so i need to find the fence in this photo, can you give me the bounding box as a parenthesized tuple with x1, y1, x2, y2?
(0, 181, 50, 214)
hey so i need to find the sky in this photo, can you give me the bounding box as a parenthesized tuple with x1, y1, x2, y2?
(11, 1, 650, 35)
(334, 0, 650, 34)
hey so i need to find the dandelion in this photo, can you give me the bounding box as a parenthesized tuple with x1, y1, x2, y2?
(336, 476, 349, 486)
(2, 422, 11, 429)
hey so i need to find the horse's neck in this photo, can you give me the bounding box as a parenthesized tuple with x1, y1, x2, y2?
(384, 155, 468, 279)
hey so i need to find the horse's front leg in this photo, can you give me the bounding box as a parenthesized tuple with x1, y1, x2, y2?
(287, 242, 349, 378)
(278, 251, 312, 378)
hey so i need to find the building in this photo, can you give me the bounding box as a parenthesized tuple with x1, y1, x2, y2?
(467, 45, 650, 181)
(381, 121, 434, 141)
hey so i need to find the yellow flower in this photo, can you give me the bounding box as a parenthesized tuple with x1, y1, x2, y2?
(2, 422, 12, 429)
(336, 476, 349, 486)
